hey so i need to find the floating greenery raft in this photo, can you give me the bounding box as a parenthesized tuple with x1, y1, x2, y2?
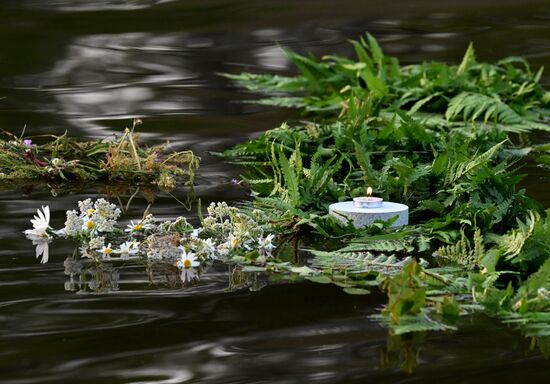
(1, 119, 199, 190)
(25, 35, 550, 352)
(221, 35, 550, 339)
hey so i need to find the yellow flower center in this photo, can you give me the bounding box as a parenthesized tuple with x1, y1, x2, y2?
(104, 248, 113, 255)
(87, 208, 95, 216)
(183, 259, 192, 268)
(133, 224, 143, 231)
(85, 220, 95, 229)
(230, 237, 240, 248)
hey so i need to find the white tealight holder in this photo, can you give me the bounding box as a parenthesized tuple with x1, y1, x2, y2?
(329, 199, 409, 228)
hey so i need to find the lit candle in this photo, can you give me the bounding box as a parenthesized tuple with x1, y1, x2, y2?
(353, 186, 383, 208)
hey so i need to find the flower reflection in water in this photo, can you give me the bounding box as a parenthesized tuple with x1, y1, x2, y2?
(26, 199, 275, 293)
(180, 266, 198, 284)
(62, 254, 201, 293)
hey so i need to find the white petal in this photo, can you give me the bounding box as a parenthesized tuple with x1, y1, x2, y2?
(43, 206, 50, 225)
(35, 241, 49, 263)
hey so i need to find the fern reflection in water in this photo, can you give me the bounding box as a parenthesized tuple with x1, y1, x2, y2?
(221, 33, 550, 344)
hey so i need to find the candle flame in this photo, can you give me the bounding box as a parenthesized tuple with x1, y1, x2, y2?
(366, 186, 373, 197)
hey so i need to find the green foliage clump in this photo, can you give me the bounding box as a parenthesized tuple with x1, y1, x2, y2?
(223, 33, 550, 342)
(225, 35, 550, 132)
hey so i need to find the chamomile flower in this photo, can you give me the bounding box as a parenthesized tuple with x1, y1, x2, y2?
(82, 217, 96, 232)
(79, 245, 93, 259)
(115, 241, 139, 258)
(25, 205, 51, 241)
(176, 247, 199, 269)
(125, 220, 144, 233)
(99, 243, 114, 259)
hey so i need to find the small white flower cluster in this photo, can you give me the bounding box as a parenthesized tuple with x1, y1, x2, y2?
(202, 202, 276, 261)
(63, 198, 121, 237)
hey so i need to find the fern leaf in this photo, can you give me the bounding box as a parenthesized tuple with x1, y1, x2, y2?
(340, 239, 414, 253)
(433, 229, 484, 270)
(445, 92, 523, 125)
(408, 93, 442, 115)
(254, 97, 307, 108)
(277, 148, 300, 206)
(241, 177, 273, 185)
(310, 249, 413, 275)
(500, 211, 539, 260)
(457, 42, 476, 75)
(444, 140, 505, 186)
(366, 32, 385, 64)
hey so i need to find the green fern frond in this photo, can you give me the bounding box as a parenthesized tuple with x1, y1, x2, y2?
(500, 210, 539, 260)
(277, 145, 300, 206)
(255, 197, 300, 217)
(444, 140, 505, 186)
(457, 42, 477, 75)
(311, 249, 413, 275)
(339, 240, 414, 254)
(220, 72, 308, 92)
(241, 177, 273, 185)
(446, 92, 523, 124)
(254, 97, 308, 108)
(433, 229, 484, 270)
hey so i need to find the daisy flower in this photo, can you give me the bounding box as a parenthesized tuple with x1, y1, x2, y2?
(24, 205, 51, 240)
(125, 220, 144, 233)
(82, 218, 96, 232)
(115, 241, 139, 259)
(99, 243, 114, 259)
(176, 247, 199, 269)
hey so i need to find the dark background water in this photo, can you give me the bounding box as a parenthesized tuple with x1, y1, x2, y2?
(1, 1, 550, 383)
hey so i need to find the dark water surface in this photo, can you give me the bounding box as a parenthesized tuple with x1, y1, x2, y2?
(1, 1, 550, 383)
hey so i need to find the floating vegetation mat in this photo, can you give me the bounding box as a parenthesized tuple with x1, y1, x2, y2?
(24, 35, 550, 355)
(1, 120, 199, 190)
